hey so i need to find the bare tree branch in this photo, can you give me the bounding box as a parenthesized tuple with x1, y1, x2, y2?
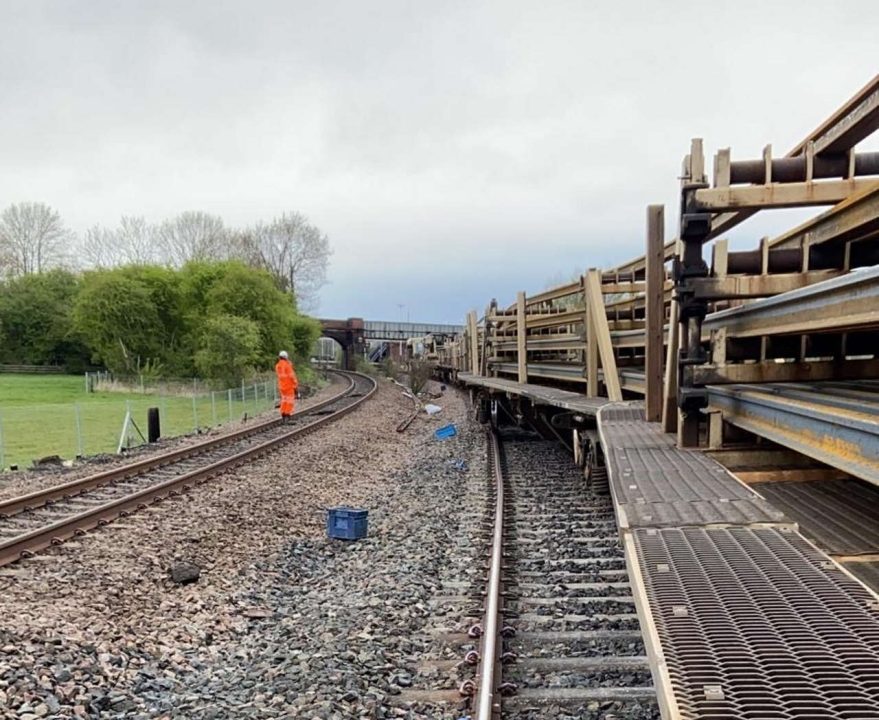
(81, 224, 121, 269)
(118, 216, 160, 265)
(234, 212, 331, 310)
(157, 211, 227, 266)
(0, 202, 70, 276)
(80, 216, 161, 268)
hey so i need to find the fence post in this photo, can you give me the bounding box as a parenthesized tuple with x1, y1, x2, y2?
(228, 388, 233, 422)
(0, 411, 5, 470)
(139, 374, 145, 394)
(74, 403, 84, 457)
(253, 383, 258, 414)
(192, 394, 198, 431)
(124, 400, 131, 449)
(211, 391, 217, 426)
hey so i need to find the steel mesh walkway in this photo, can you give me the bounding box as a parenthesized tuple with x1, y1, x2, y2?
(599, 401, 879, 719)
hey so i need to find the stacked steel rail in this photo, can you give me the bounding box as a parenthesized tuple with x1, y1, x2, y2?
(439, 76, 879, 719)
(439, 73, 879, 479)
(0, 371, 376, 566)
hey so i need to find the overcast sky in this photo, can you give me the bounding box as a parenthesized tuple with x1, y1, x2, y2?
(1, 1, 876, 323)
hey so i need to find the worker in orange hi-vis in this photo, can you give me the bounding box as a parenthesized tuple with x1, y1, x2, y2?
(274, 351, 299, 421)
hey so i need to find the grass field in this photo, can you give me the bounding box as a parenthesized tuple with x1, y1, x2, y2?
(0, 374, 278, 470)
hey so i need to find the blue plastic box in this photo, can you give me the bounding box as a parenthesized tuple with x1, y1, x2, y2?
(435, 424, 457, 440)
(327, 507, 368, 540)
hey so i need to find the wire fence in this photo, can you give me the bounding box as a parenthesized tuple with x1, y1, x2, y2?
(0, 377, 279, 470)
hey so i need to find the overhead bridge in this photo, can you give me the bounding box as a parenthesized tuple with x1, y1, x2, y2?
(319, 317, 462, 368)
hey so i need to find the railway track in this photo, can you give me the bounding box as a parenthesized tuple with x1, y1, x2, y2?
(466, 428, 659, 719)
(0, 370, 376, 567)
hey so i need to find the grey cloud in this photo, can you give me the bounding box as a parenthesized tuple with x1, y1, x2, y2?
(0, 0, 876, 320)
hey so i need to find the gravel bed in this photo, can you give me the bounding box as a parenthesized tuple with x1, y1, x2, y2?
(509, 701, 661, 720)
(500, 435, 660, 720)
(518, 637, 646, 658)
(0, 379, 486, 719)
(0, 375, 341, 503)
(514, 668, 655, 689)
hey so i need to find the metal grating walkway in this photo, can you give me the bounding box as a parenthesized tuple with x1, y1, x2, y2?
(754, 478, 879, 556)
(634, 526, 879, 719)
(598, 405, 786, 529)
(598, 401, 879, 719)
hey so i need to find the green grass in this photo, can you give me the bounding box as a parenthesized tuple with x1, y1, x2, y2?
(0, 374, 278, 470)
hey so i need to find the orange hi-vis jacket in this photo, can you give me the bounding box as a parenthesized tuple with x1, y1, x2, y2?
(275, 358, 299, 416)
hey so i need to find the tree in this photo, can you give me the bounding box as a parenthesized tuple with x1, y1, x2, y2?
(0, 270, 89, 368)
(194, 314, 262, 386)
(289, 315, 322, 360)
(81, 225, 119, 269)
(81, 217, 162, 269)
(158, 211, 227, 266)
(72, 270, 166, 374)
(179, 260, 321, 367)
(195, 261, 299, 358)
(0, 202, 70, 277)
(235, 212, 331, 310)
(117, 216, 159, 265)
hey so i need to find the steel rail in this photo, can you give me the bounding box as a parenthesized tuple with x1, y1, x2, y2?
(707, 382, 879, 487)
(0, 371, 355, 518)
(472, 428, 505, 719)
(702, 263, 879, 337)
(0, 371, 377, 567)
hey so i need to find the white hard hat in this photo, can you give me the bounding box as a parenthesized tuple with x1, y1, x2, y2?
(279, 351, 289, 359)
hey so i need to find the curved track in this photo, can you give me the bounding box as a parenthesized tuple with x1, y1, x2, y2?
(0, 370, 376, 567)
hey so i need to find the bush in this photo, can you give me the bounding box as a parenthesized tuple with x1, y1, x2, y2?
(0, 270, 90, 368)
(5, 260, 323, 383)
(194, 315, 262, 386)
(72, 270, 166, 373)
(379, 357, 401, 381)
(406, 358, 435, 396)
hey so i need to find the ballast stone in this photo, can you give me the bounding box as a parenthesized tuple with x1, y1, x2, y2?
(169, 561, 201, 585)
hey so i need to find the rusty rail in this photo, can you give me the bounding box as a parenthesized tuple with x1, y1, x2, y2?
(0, 371, 376, 567)
(471, 428, 505, 718)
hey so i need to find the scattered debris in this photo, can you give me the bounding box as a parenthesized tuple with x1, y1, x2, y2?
(435, 424, 457, 440)
(424, 403, 442, 416)
(242, 607, 273, 619)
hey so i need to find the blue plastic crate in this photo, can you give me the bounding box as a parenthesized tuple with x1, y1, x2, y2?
(435, 424, 457, 440)
(327, 507, 368, 540)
